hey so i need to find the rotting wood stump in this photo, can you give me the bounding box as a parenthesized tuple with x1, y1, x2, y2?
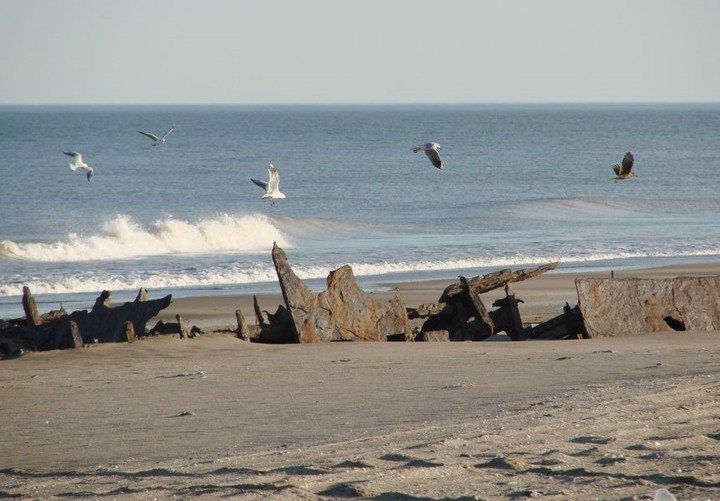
(3, 287, 172, 352)
(408, 262, 559, 341)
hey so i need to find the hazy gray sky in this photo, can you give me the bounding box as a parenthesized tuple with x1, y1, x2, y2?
(1, 0, 718, 105)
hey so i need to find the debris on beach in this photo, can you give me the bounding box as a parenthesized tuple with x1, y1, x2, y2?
(243, 245, 580, 343)
(0, 287, 172, 357)
(3, 244, 720, 356)
(238, 243, 411, 343)
(406, 261, 588, 341)
(576, 276, 720, 337)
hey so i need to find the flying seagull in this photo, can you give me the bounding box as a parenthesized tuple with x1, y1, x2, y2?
(63, 151, 93, 182)
(413, 141, 443, 169)
(138, 125, 175, 146)
(611, 151, 636, 180)
(251, 163, 286, 207)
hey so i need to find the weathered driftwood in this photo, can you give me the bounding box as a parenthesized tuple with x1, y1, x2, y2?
(271, 242, 411, 342)
(11, 287, 172, 351)
(489, 286, 525, 341)
(176, 314, 187, 339)
(407, 301, 454, 320)
(576, 276, 720, 337)
(413, 263, 558, 342)
(409, 262, 558, 320)
(123, 320, 137, 343)
(253, 295, 267, 327)
(526, 303, 587, 340)
(434, 275, 495, 341)
(148, 320, 181, 336)
(440, 262, 559, 301)
(22, 286, 41, 327)
(417, 275, 495, 342)
(235, 309, 249, 340)
(250, 303, 295, 343)
(66, 320, 84, 348)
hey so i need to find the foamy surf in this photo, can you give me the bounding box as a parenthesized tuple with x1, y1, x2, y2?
(0, 213, 291, 262)
(3, 247, 719, 298)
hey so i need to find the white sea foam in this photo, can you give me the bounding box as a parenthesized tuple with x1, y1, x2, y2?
(3, 247, 719, 298)
(0, 213, 291, 262)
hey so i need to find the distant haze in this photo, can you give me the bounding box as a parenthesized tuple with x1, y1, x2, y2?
(1, 0, 719, 105)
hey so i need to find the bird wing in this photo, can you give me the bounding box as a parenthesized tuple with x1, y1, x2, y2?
(162, 126, 175, 140)
(621, 152, 634, 174)
(267, 164, 280, 192)
(251, 178, 269, 191)
(425, 148, 443, 169)
(63, 151, 81, 161)
(612, 164, 621, 176)
(84, 168, 93, 182)
(138, 131, 160, 142)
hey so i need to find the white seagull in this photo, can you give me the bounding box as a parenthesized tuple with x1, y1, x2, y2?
(413, 141, 443, 169)
(251, 163, 286, 207)
(63, 151, 93, 182)
(138, 125, 175, 146)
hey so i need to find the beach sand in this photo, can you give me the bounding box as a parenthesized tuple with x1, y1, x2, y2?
(1, 263, 720, 500)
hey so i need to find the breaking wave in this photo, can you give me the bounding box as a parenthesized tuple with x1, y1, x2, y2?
(0, 213, 291, 262)
(3, 247, 719, 298)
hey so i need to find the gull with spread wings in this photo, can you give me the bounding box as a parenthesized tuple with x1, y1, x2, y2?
(63, 151, 93, 182)
(251, 163, 286, 207)
(138, 125, 175, 146)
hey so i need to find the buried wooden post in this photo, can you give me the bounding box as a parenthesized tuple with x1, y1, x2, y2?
(22, 286, 42, 327)
(253, 295, 266, 326)
(123, 320, 137, 343)
(503, 286, 525, 341)
(235, 309, 249, 340)
(66, 320, 84, 348)
(459, 275, 494, 340)
(176, 314, 187, 339)
(135, 288, 148, 302)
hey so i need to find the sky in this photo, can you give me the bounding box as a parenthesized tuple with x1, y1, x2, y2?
(1, 0, 719, 105)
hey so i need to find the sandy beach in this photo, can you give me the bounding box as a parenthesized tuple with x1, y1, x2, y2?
(2, 262, 720, 500)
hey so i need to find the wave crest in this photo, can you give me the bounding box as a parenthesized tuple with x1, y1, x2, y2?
(0, 213, 291, 262)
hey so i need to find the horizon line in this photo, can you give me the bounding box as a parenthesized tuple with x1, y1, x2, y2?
(2, 100, 720, 108)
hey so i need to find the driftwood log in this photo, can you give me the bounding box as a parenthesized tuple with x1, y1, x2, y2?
(5, 287, 173, 352)
(408, 262, 559, 320)
(440, 262, 559, 302)
(525, 302, 587, 340)
(411, 262, 558, 342)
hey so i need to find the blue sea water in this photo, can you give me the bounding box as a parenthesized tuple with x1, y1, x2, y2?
(1, 104, 719, 318)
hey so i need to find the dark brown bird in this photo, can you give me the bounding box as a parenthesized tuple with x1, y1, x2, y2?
(612, 151, 636, 180)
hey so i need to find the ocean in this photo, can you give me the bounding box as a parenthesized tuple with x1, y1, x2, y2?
(1, 104, 719, 319)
